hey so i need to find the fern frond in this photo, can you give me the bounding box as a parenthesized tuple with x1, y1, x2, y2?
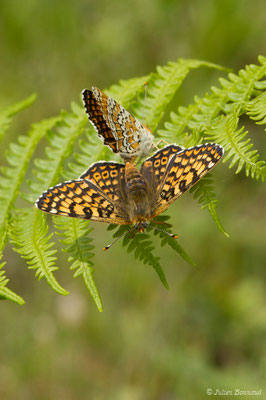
(10, 208, 68, 296)
(25, 102, 87, 203)
(246, 91, 266, 126)
(160, 56, 266, 142)
(0, 115, 60, 252)
(0, 253, 25, 304)
(132, 59, 225, 132)
(190, 176, 229, 237)
(211, 56, 266, 111)
(107, 225, 169, 289)
(54, 216, 102, 312)
(0, 94, 36, 144)
(206, 113, 266, 181)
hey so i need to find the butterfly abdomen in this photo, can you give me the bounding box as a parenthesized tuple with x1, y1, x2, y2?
(124, 162, 151, 222)
(125, 162, 148, 196)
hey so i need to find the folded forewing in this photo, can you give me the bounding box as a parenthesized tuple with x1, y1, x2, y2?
(83, 87, 153, 158)
(82, 89, 118, 152)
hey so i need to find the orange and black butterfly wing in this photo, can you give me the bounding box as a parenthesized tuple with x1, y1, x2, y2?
(36, 179, 130, 224)
(141, 143, 224, 217)
(140, 144, 184, 192)
(82, 89, 118, 152)
(83, 87, 154, 159)
(36, 162, 131, 224)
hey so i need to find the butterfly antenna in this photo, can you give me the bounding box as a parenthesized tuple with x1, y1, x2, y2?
(141, 81, 148, 124)
(150, 225, 178, 239)
(103, 227, 135, 251)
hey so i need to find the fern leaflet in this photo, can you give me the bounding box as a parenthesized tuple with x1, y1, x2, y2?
(0, 94, 36, 144)
(206, 112, 266, 181)
(10, 209, 68, 295)
(190, 176, 229, 237)
(246, 91, 266, 126)
(0, 253, 25, 304)
(54, 217, 102, 312)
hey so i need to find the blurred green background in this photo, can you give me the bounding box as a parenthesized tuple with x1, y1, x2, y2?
(0, 1, 266, 399)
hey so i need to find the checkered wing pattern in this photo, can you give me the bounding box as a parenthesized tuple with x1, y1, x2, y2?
(82, 87, 154, 160)
(82, 89, 117, 152)
(80, 161, 126, 202)
(36, 163, 130, 224)
(141, 143, 224, 217)
(140, 144, 184, 191)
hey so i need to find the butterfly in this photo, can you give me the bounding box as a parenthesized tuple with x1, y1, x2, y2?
(82, 86, 154, 161)
(36, 143, 224, 248)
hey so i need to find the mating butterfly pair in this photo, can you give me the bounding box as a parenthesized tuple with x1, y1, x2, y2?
(36, 87, 224, 243)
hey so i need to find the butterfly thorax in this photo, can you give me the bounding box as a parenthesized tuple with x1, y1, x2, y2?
(124, 162, 151, 223)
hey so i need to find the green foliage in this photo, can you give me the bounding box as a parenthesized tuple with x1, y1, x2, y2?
(107, 215, 195, 289)
(10, 209, 68, 296)
(54, 216, 102, 312)
(25, 102, 87, 203)
(0, 57, 265, 309)
(207, 111, 266, 180)
(108, 75, 150, 108)
(0, 253, 24, 304)
(0, 114, 60, 251)
(131, 59, 227, 131)
(107, 222, 169, 289)
(0, 94, 36, 143)
(246, 91, 266, 126)
(160, 56, 266, 179)
(190, 175, 229, 237)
